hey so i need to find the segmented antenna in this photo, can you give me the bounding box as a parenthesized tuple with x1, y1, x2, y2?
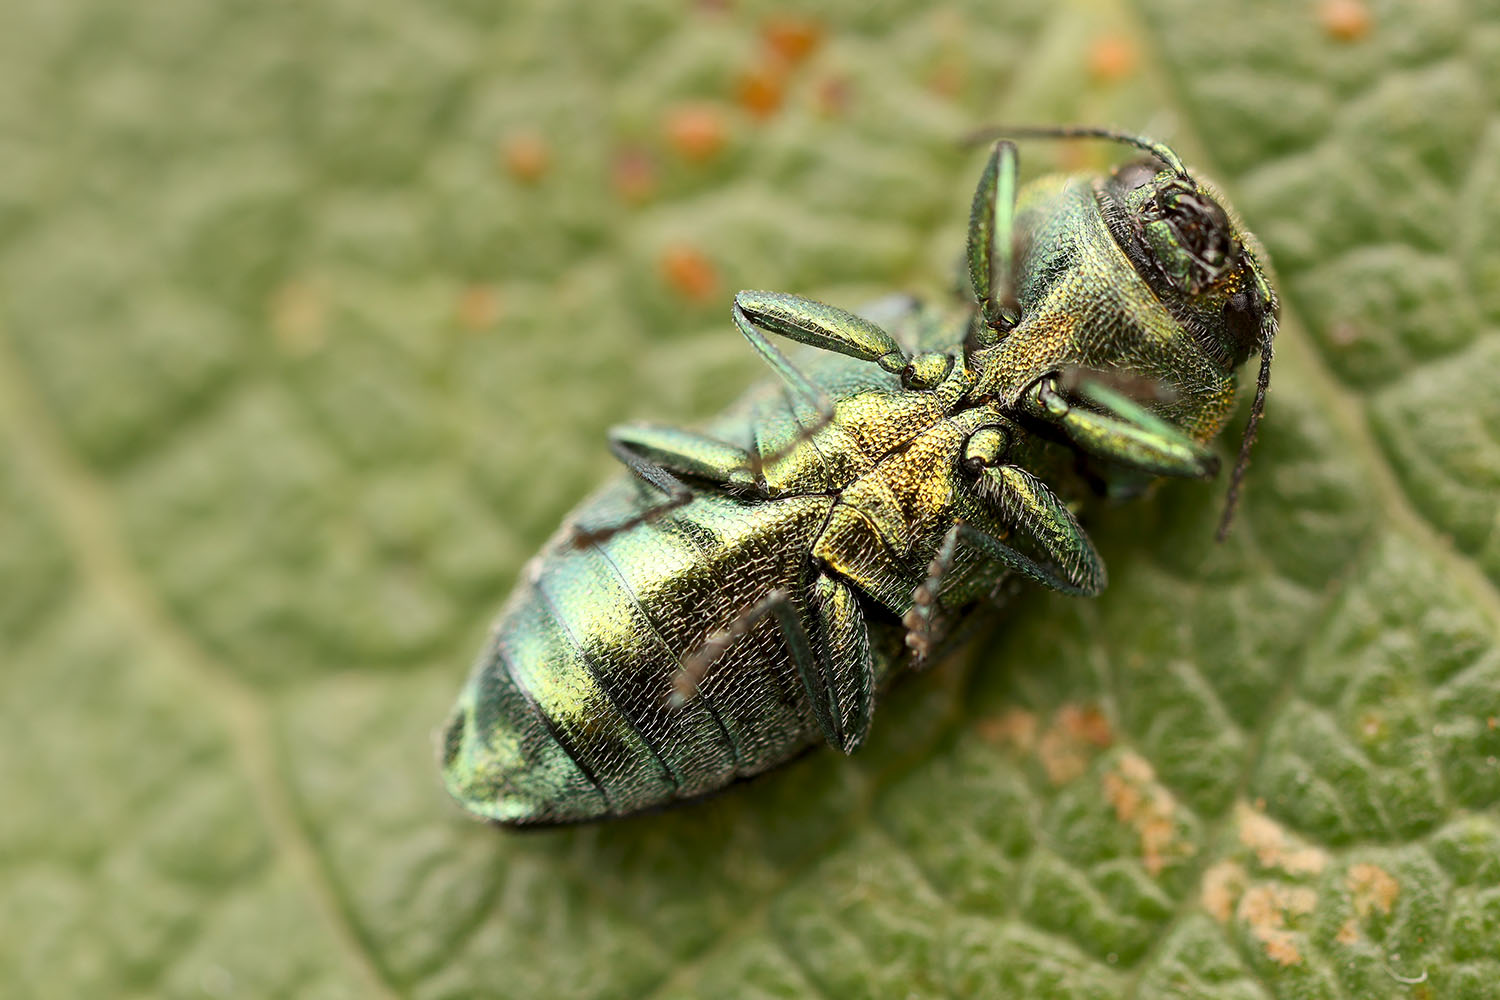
(961, 124, 1192, 181)
(1214, 316, 1276, 542)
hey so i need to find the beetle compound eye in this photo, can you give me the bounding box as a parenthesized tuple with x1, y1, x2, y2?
(1171, 194, 1234, 268)
(1148, 186, 1240, 290)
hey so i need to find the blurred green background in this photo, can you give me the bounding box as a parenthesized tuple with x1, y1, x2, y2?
(4, 0, 1500, 997)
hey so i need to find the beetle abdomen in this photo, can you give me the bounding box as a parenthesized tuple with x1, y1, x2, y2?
(442, 480, 835, 825)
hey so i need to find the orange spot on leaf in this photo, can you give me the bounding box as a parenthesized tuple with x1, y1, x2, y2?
(270, 279, 325, 355)
(456, 284, 501, 332)
(1067, 704, 1114, 747)
(761, 15, 823, 65)
(1038, 703, 1111, 784)
(1238, 884, 1279, 927)
(1320, 0, 1372, 41)
(1201, 861, 1247, 923)
(1347, 863, 1399, 918)
(1236, 802, 1329, 876)
(1237, 884, 1316, 967)
(1088, 36, 1137, 83)
(1328, 321, 1362, 347)
(612, 147, 657, 204)
(1104, 751, 1188, 877)
(736, 61, 786, 119)
(664, 103, 729, 162)
(927, 61, 965, 99)
(815, 75, 853, 118)
(501, 131, 551, 183)
(1057, 141, 1105, 174)
(976, 708, 1037, 750)
(659, 245, 720, 303)
(1261, 930, 1303, 966)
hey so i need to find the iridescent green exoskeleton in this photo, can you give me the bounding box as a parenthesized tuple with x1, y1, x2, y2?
(440, 127, 1279, 826)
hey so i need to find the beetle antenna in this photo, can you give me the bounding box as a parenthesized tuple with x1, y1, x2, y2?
(961, 124, 1192, 182)
(1214, 315, 1275, 542)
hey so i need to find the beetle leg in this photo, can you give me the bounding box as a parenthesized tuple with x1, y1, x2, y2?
(674, 590, 793, 706)
(734, 291, 910, 380)
(808, 573, 876, 753)
(607, 418, 850, 500)
(1020, 374, 1220, 479)
(576, 400, 844, 546)
(672, 588, 813, 706)
(967, 139, 1020, 339)
(976, 465, 1106, 596)
(606, 436, 691, 497)
(671, 580, 875, 754)
(905, 490, 1105, 664)
(608, 423, 759, 491)
(904, 525, 963, 665)
(567, 438, 697, 547)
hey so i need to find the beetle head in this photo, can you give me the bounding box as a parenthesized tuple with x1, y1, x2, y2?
(962, 125, 1279, 539)
(1101, 155, 1278, 540)
(1103, 159, 1277, 374)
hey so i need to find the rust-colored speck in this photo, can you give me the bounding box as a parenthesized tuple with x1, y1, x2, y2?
(612, 147, 658, 204)
(928, 60, 965, 99)
(456, 284, 501, 332)
(665, 103, 730, 162)
(1067, 704, 1113, 747)
(1261, 930, 1303, 967)
(762, 15, 823, 65)
(1238, 884, 1277, 927)
(1201, 861, 1247, 923)
(1348, 862, 1400, 918)
(1038, 704, 1112, 784)
(1320, 0, 1372, 42)
(1057, 141, 1106, 174)
(660, 245, 720, 303)
(1088, 36, 1138, 83)
(1336, 918, 1360, 945)
(502, 131, 551, 183)
(1488, 716, 1497, 730)
(1104, 751, 1188, 877)
(976, 708, 1038, 750)
(737, 61, 786, 119)
(1237, 884, 1316, 967)
(271, 279, 325, 355)
(1236, 802, 1329, 876)
(1328, 321, 1362, 347)
(815, 75, 853, 118)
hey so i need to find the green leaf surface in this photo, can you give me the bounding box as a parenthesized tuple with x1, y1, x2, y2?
(4, 1, 1499, 997)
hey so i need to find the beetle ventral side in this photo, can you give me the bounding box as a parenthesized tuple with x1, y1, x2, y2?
(440, 127, 1280, 826)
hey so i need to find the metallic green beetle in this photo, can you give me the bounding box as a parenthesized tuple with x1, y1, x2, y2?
(440, 126, 1279, 826)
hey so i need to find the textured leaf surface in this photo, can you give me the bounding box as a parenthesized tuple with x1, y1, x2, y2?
(4, 1, 1499, 997)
